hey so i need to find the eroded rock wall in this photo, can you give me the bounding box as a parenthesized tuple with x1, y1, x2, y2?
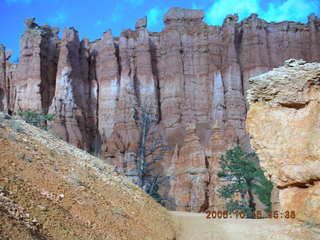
(49, 28, 98, 151)
(3, 8, 320, 211)
(246, 59, 320, 224)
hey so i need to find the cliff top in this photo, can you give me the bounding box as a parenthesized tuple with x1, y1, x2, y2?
(247, 59, 320, 107)
(17, 7, 320, 46)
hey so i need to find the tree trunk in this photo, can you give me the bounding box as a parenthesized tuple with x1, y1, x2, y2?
(247, 181, 256, 215)
(137, 116, 150, 188)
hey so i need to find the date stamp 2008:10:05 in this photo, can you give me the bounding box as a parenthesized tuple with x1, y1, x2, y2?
(205, 210, 296, 219)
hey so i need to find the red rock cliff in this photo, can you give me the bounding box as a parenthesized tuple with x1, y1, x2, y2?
(3, 8, 320, 211)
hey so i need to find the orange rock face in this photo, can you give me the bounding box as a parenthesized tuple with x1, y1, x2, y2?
(3, 8, 320, 211)
(246, 59, 320, 224)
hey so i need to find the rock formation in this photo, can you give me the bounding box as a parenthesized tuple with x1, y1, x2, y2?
(49, 28, 98, 151)
(168, 123, 209, 211)
(246, 59, 320, 224)
(0, 113, 177, 239)
(2, 8, 320, 211)
(11, 17, 59, 112)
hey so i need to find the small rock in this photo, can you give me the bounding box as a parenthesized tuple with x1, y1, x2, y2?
(37, 205, 46, 211)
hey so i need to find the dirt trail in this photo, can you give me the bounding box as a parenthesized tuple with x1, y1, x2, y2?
(170, 211, 320, 240)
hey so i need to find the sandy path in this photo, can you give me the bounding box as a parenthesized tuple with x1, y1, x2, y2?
(170, 211, 318, 240)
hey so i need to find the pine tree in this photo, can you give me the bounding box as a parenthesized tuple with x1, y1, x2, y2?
(218, 145, 273, 218)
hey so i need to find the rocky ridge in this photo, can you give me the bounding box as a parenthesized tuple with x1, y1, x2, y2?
(1, 8, 320, 211)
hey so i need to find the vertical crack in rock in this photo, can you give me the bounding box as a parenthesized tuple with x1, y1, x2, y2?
(150, 35, 162, 123)
(212, 71, 225, 125)
(114, 41, 122, 91)
(235, 26, 245, 109)
(265, 27, 272, 72)
(88, 47, 101, 155)
(0, 45, 6, 111)
(39, 26, 59, 113)
(179, 34, 186, 124)
(200, 155, 210, 212)
(80, 38, 100, 153)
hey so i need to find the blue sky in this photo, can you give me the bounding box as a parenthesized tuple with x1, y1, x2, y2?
(0, 0, 319, 60)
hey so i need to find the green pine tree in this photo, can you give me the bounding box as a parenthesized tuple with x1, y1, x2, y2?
(218, 145, 273, 218)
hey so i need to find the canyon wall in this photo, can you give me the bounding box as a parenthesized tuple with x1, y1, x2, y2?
(2, 8, 320, 211)
(246, 59, 320, 224)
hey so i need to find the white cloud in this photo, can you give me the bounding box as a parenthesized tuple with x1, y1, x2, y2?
(261, 0, 319, 22)
(48, 12, 67, 25)
(204, 0, 319, 25)
(147, 7, 167, 31)
(205, 0, 260, 25)
(192, 3, 201, 10)
(192, 2, 207, 10)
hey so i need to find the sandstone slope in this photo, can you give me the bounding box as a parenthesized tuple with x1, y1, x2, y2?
(0, 113, 177, 240)
(246, 59, 320, 225)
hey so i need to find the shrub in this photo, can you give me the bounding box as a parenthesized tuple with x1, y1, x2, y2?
(15, 111, 55, 131)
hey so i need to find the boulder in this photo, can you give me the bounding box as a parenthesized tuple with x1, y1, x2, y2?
(246, 59, 320, 224)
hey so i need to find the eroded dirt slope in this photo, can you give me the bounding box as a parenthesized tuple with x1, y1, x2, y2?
(0, 113, 177, 240)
